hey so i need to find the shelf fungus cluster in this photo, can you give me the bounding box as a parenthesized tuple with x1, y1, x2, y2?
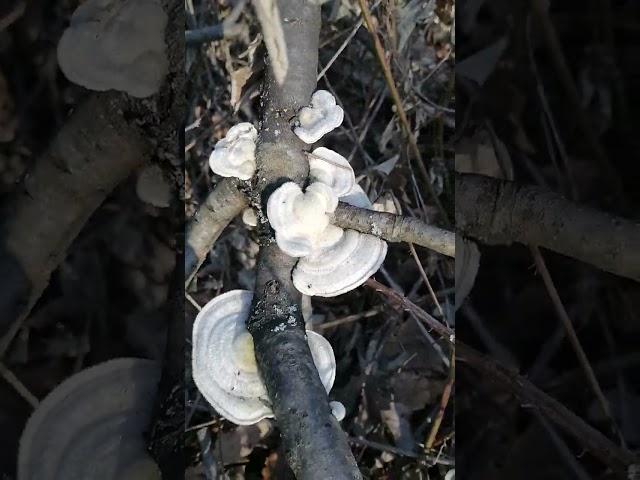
(192, 290, 339, 425)
(196, 90, 387, 424)
(205, 90, 387, 298)
(57, 0, 168, 98)
(18, 359, 161, 480)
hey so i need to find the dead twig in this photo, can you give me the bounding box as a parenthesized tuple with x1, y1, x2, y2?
(356, 0, 450, 225)
(425, 348, 454, 450)
(365, 278, 454, 342)
(457, 342, 638, 472)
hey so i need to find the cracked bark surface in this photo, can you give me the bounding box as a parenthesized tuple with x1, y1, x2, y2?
(456, 174, 640, 282)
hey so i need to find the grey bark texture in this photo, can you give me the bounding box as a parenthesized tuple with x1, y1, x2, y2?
(333, 203, 455, 257)
(456, 174, 640, 282)
(185, 178, 248, 284)
(245, 0, 362, 477)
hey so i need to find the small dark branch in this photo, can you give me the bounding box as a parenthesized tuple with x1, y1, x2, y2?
(333, 203, 455, 257)
(185, 178, 248, 284)
(246, 0, 362, 477)
(457, 342, 638, 472)
(0, 93, 149, 354)
(456, 174, 640, 281)
(185, 23, 244, 45)
(365, 278, 454, 342)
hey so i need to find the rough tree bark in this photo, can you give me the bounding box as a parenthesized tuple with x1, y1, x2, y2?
(456, 174, 640, 282)
(333, 203, 455, 257)
(245, 0, 362, 478)
(185, 178, 248, 284)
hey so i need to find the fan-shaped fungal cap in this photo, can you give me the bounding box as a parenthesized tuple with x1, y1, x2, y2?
(308, 147, 355, 197)
(192, 290, 337, 425)
(292, 183, 387, 297)
(242, 207, 258, 227)
(18, 358, 161, 480)
(293, 229, 387, 297)
(294, 90, 344, 144)
(57, 0, 168, 98)
(209, 123, 258, 180)
(267, 181, 342, 257)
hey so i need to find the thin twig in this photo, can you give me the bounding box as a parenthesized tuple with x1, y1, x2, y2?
(425, 348, 454, 450)
(530, 246, 623, 443)
(314, 307, 383, 331)
(457, 342, 638, 472)
(356, 0, 450, 225)
(349, 437, 455, 465)
(0, 361, 39, 408)
(365, 278, 454, 342)
(408, 243, 445, 319)
(317, 18, 363, 81)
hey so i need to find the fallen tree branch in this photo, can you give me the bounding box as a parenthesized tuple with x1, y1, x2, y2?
(185, 178, 248, 284)
(457, 342, 638, 472)
(185, 23, 244, 45)
(0, 93, 149, 355)
(365, 278, 454, 342)
(333, 203, 455, 257)
(245, 0, 361, 477)
(456, 174, 640, 281)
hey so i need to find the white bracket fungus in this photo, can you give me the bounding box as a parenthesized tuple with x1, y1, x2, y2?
(330, 401, 346, 422)
(293, 229, 387, 297)
(18, 358, 161, 480)
(209, 123, 258, 180)
(192, 290, 337, 425)
(292, 184, 387, 297)
(57, 0, 168, 98)
(293, 90, 344, 144)
(308, 147, 355, 198)
(267, 181, 342, 257)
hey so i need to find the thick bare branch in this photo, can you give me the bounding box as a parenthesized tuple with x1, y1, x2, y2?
(456, 174, 640, 281)
(246, 0, 362, 477)
(333, 203, 455, 257)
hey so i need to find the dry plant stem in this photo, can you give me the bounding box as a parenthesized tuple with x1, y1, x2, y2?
(246, 0, 361, 477)
(456, 174, 640, 281)
(457, 342, 638, 472)
(530, 246, 622, 443)
(425, 348, 454, 450)
(530, 0, 623, 197)
(408, 242, 444, 318)
(365, 278, 454, 341)
(0, 93, 148, 355)
(333, 203, 455, 257)
(185, 24, 238, 44)
(356, 0, 450, 225)
(185, 178, 248, 285)
(0, 361, 39, 408)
